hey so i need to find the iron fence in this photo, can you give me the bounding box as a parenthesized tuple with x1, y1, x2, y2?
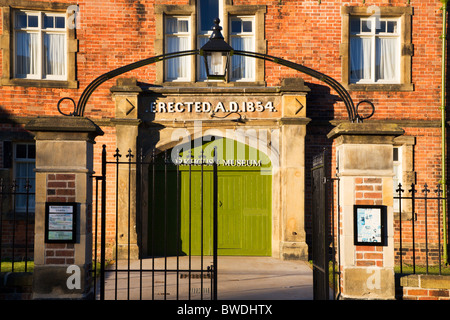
(91, 145, 218, 300)
(394, 183, 447, 274)
(0, 179, 35, 273)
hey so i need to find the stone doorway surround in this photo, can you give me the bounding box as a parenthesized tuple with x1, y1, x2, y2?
(110, 77, 311, 260)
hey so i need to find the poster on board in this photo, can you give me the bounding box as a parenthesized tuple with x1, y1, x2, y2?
(354, 205, 386, 246)
(45, 202, 77, 243)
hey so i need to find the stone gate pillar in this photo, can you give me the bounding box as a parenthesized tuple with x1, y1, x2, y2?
(26, 117, 103, 299)
(110, 78, 142, 259)
(279, 82, 310, 260)
(327, 122, 404, 300)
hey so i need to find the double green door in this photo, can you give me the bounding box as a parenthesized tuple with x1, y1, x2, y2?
(147, 139, 272, 256)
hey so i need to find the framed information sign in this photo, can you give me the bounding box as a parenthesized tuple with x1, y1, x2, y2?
(45, 202, 77, 243)
(353, 205, 387, 246)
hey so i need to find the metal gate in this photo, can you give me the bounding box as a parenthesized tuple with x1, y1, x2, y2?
(92, 145, 218, 300)
(311, 150, 330, 300)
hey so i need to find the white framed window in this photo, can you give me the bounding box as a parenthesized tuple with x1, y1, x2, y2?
(197, 0, 224, 81)
(165, 16, 191, 81)
(13, 10, 67, 81)
(349, 17, 400, 84)
(393, 146, 402, 212)
(13, 143, 36, 212)
(229, 16, 255, 81)
(157, 0, 264, 84)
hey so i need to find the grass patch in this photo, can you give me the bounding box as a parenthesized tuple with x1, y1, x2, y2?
(1, 260, 111, 275)
(395, 263, 450, 275)
(0, 261, 34, 273)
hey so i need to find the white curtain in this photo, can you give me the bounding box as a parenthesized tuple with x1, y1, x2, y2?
(376, 38, 397, 81)
(44, 33, 66, 76)
(231, 37, 254, 80)
(350, 37, 372, 81)
(15, 32, 38, 77)
(166, 36, 189, 80)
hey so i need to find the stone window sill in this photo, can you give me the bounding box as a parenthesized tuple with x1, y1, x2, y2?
(1, 78, 78, 89)
(347, 83, 414, 92)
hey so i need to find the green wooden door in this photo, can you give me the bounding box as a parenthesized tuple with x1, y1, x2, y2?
(217, 173, 243, 250)
(148, 137, 272, 256)
(217, 171, 272, 256)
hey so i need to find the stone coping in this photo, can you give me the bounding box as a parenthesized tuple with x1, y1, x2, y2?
(327, 122, 405, 140)
(400, 274, 450, 290)
(25, 116, 104, 135)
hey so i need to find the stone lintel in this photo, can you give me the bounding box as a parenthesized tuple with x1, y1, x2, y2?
(327, 122, 404, 143)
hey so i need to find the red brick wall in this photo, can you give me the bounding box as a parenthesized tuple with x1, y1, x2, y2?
(355, 245, 384, 267)
(0, 1, 444, 121)
(46, 174, 76, 203)
(355, 177, 383, 206)
(400, 274, 450, 300)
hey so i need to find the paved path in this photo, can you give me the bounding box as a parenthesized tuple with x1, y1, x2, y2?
(99, 256, 314, 300)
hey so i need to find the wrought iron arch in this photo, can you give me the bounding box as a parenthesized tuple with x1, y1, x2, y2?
(57, 49, 373, 123)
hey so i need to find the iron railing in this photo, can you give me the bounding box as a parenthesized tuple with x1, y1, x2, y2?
(395, 183, 447, 274)
(0, 179, 35, 273)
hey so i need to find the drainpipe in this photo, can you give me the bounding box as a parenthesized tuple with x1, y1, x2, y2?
(440, 0, 448, 264)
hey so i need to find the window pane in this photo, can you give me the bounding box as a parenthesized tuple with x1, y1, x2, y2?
(350, 37, 372, 81)
(166, 36, 189, 80)
(15, 32, 39, 76)
(242, 21, 252, 33)
(14, 162, 35, 211)
(198, 36, 209, 80)
(166, 18, 178, 33)
(16, 144, 27, 158)
(231, 20, 241, 33)
(15, 162, 28, 178)
(55, 16, 65, 29)
(231, 37, 255, 80)
(361, 19, 371, 32)
(376, 37, 398, 81)
(387, 21, 397, 33)
(28, 144, 36, 159)
(16, 13, 27, 28)
(393, 147, 399, 161)
(178, 20, 189, 33)
(350, 18, 360, 34)
(376, 21, 386, 34)
(199, 0, 219, 32)
(44, 15, 54, 28)
(44, 33, 66, 76)
(27, 162, 35, 177)
(28, 15, 38, 28)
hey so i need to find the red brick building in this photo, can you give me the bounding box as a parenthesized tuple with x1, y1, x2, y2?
(0, 0, 447, 274)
